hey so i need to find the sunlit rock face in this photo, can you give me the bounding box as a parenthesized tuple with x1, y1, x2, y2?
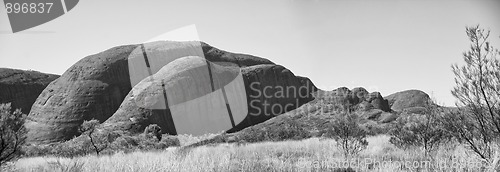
(26, 41, 315, 143)
(26, 44, 138, 143)
(384, 89, 431, 111)
(325, 87, 390, 113)
(0, 68, 59, 114)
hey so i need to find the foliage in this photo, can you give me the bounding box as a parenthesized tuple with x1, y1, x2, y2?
(389, 104, 449, 156)
(322, 113, 368, 157)
(79, 119, 108, 155)
(236, 118, 310, 143)
(12, 136, 497, 172)
(0, 103, 26, 166)
(23, 129, 180, 158)
(23, 141, 91, 158)
(143, 124, 162, 141)
(445, 25, 500, 162)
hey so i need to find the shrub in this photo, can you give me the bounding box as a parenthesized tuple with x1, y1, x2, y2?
(322, 113, 368, 158)
(23, 132, 181, 157)
(107, 133, 179, 152)
(389, 104, 448, 157)
(23, 136, 96, 158)
(143, 124, 162, 141)
(79, 119, 109, 155)
(236, 117, 310, 143)
(23, 123, 179, 157)
(0, 103, 27, 166)
(446, 25, 500, 162)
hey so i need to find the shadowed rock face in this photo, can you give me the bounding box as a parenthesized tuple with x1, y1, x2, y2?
(0, 68, 59, 114)
(384, 89, 430, 111)
(26, 41, 313, 143)
(100, 59, 317, 136)
(230, 64, 317, 132)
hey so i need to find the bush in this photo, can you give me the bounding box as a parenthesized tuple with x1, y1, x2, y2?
(79, 119, 109, 155)
(23, 124, 180, 158)
(143, 124, 162, 141)
(360, 120, 390, 136)
(236, 117, 310, 143)
(23, 138, 93, 158)
(0, 103, 27, 166)
(322, 113, 368, 158)
(23, 131, 181, 158)
(104, 133, 179, 153)
(389, 104, 448, 157)
(446, 25, 500, 162)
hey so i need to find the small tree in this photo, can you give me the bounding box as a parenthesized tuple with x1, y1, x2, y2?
(0, 103, 26, 166)
(79, 119, 107, 155)
(324, 113, 368, 158)
(389, 104, 448, 157)
(445, 25, 500, 162)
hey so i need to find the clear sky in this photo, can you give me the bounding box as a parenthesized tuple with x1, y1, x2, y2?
(1, 0, 499, 106)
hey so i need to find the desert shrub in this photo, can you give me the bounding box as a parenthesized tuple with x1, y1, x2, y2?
(109, 135, 138, 151)
(136, 135, 164, 150)
(322, 113, 368, 157)
(360, 120, 390, 136)
(445, 25, 500, 162)
(161, 135, 181, 147)
(23, 126, 180, 157)
(0, 103, 27, 166)
(265, 119, 310, 141)
(23, 138, 94, 158)
(236, 118, 310, 143)
(143, 124, 162, 141)
(79, 119, 109, 155)
(94, 126, 180, 153)
(23, 133, 180, 157)
(22, 144, 51, 157)
(389, 104, 448, 157)
(51, 140, 94, 157)
(102, 125, 179, 153)
(106, 133, 179, 153)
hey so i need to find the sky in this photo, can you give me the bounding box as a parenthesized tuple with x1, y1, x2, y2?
(0, 0, 499, 106)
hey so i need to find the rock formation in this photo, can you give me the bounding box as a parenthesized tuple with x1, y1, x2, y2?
(0, 68, 59, 114)
(100, 58, 317, 136)
(26, 41, 315, 143)
(26, 45, 137, 143)
(23, 40, 432, 144)
(384, 89, 431, 111)
(329, 87, 390, 112)
(187, 88, 406, 146)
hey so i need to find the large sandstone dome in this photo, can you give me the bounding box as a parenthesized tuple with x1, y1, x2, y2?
(384, 89, 431, 111)
(101, 56, 246, 135)
(101, 57, 317, 136)
(0, 68, 59, 114)
(26, 41, 316, 143)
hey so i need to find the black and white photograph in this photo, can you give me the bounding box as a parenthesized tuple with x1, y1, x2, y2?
(1, 0, 500, 171)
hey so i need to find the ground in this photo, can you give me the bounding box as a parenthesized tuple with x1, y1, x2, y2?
(4, 134, 492, 172)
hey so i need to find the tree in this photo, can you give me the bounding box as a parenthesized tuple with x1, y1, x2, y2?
(0, 103, 26, 166)
(79, 119, 107, 155)
(445, 25, 500, 162)
(323, 113, 368, 158)
(389, 103, 448, 157)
